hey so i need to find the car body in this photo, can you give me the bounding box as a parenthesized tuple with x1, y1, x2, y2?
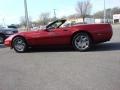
(0, 27, 18, 44)
(4, 19, 112, 53)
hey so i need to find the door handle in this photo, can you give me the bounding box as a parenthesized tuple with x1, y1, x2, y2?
(63, 29, 68, 31)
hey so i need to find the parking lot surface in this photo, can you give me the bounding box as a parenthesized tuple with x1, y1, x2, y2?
(0, 25, 120, 90)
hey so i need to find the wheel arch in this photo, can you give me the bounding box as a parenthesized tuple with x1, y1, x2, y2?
(71, 30, 94, 44)
(11, 35, 29, 48)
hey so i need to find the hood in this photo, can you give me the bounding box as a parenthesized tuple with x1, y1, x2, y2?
(18, 29, 45, 36)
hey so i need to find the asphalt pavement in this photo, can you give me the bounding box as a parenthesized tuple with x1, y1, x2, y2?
(0, 25, 120, 90)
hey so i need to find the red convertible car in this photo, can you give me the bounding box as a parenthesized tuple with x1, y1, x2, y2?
(4, 19, 112, 53)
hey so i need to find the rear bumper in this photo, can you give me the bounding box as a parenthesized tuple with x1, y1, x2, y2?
(93, 32, 112, 43)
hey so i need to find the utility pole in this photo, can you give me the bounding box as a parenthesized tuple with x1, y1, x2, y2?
(104, 0, 106, 23)
(109, 0, 112, 23)
(24, 0, 29, 31)
(53, 9, 56, 20)
(2, 17, 6, 27)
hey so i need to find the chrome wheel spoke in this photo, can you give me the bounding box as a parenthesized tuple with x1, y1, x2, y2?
(14, 38, 26, 52)
(74, 35, 89, 50)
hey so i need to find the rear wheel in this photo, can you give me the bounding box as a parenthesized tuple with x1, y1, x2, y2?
(0, 34, 5, 44)
(12, 37, 27, 53)
(72, 33, 92, 51)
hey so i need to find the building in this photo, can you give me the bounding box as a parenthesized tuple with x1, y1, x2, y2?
(113, 14, 120, 23)
(67, 18, 95, 24)
(95, 19, 104, 23)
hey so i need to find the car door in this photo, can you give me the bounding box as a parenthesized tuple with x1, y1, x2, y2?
(35, 19, 73, 46)
(47, 27, 72, 45)
(36, 27, 72, 46)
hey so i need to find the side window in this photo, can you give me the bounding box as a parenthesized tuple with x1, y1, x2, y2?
(55, 22, 63, 28)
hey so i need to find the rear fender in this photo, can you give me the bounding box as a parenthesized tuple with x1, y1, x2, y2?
(71, 30, 94, 43)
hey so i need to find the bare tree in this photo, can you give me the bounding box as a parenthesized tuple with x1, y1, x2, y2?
(76, 0, 92, 23)
(68, 14, 77, 19)
(38, 12, 50, 25)
(20, 16, 32, 27)
(112, 7, 120, 14)
(94, 7, 120, 19)
(20, 16, 26, 27)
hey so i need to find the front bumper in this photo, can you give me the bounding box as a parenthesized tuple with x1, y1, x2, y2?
(4, 40, 11, 47)
(4, 34, 16, 47)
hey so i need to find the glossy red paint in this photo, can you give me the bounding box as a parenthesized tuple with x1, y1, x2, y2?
(4, 20, 112, 48)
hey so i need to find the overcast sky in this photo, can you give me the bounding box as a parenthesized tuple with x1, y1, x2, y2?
(0, 0, 120, 25)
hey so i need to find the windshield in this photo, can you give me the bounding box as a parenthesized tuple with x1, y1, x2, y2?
(46, 19, 66, 29)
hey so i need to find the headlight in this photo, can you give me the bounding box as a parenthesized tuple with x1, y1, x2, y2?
(5, 31, 13, 34)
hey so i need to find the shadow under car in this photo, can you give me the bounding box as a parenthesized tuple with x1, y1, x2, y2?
(23, 42, 120, 53)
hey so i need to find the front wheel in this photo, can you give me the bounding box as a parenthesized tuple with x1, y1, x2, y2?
(72, 33, 92, 51)
(12, 37, 27, 53)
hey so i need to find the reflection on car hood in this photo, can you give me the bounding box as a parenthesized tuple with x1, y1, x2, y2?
(18, 30, 45, 36)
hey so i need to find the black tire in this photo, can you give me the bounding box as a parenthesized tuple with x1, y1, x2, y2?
(72, 33, 92, 51)
(12, 37, 27, 53)
(0, 34, 5, 44)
